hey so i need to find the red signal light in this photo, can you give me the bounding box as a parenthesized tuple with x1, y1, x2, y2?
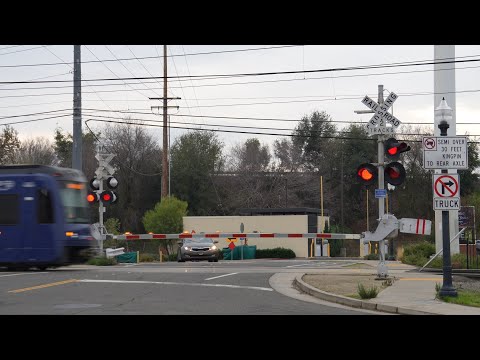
(384, 161, 406, 186)
(99, 190, 117, 204)
(87, 191, 98, 204)
(356, 163, 377, 186)
(388, 147, 398, 156)
(358, 168, 374, 181)
(385, 138, 410, 160)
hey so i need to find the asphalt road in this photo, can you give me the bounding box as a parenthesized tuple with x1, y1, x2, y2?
(0, 259, 372, 315)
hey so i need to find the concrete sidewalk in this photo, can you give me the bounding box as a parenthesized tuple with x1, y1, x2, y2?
(294, 261, 480, 315)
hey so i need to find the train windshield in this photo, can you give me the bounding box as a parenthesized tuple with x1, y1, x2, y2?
(59, 181, 89, 224)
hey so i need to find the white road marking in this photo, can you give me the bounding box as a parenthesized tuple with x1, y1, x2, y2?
(0, 272, 48, 278)
(205, 272, 238, 281)
(79, 279, 273, 292)
(285, 263, 311, 268)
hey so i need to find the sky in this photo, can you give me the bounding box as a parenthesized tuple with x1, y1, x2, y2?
(0, 45, 479, 155)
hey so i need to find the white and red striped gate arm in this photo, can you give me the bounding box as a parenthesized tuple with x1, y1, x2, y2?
(114, 232, 361, 241)
(399, 218, 432, 236)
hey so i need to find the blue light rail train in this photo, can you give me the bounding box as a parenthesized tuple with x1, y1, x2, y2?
(0, 165, 95, 270)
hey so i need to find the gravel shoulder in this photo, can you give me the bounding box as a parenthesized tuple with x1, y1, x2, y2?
(302, 273, 394, 298)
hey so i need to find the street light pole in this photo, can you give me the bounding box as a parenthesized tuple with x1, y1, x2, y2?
(437, 98, 457, 297)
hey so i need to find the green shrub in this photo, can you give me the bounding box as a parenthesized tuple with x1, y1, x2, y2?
(403, 253, 430, 267)
(329, 239, 345, 257)
(364, 253, 379, 260)
(255, 247, 296, 259)
(403, 241, 435, 258)
(162, 253, 177, 262)
(357, 283, 379, 299)
(427, 253, 472, 269)
(87, 256, 117, 266)
(401, 241, 436, 267)
(139, 253, 157, 262)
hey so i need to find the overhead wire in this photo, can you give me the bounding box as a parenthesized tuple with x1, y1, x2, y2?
(85, 117, 480, 143)
(0, 45, 303, 68)
(2, 57, 480, 85)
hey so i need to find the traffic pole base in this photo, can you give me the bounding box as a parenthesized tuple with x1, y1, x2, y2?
(439, 286, 458, 297)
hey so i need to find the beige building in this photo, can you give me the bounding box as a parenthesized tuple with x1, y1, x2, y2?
(183, 208, 330, 258)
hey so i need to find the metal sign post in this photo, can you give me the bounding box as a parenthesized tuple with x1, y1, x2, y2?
(437, 101, 458, 297)
(240, 223, 244, 260)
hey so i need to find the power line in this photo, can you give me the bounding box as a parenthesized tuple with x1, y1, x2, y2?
(82, 108, 480, 126)
(82, 112, 458, 136)
(0, 108, 72, 120)
(1, 57, 479, 85)
(2, 62, 480, 92)
(43, 46, 116, 113)
(0, 45, 303, 69)
(126, 45, 165, 96)
(84, 45, 151, 99)
(0, 45, 24, 51)
(0, 113, 73, 126)
(0, 45, 49, 56)
(85, 117, 480, 142)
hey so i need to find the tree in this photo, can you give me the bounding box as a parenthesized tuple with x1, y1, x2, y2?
(53, 128, 98, 175)
(292, 110, 337, 171)
(142, 196, 188, 255)
(230, 138, 271, 172)
(458, 139, 480, 196)
(0, 125, 20, 164)
(53, 128, 72, 167)
(101, 121, 162, 232)
(273, 138, 303, 172)
(170, 131, 224, 216)
(12, 137, 57, 165)
(104, 218, 121, 235)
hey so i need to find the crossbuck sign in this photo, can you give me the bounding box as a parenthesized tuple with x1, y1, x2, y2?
(361, 92, 402, 135)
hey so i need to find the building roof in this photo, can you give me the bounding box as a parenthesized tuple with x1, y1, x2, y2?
(236, 207, 330, 216)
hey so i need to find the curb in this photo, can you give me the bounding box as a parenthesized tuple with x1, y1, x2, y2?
(293, 275, 437, 315)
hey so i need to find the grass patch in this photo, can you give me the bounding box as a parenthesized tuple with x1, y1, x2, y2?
(439, 290, 480, 308)
(86, 257, 117, 266)
(357, 283, 379, 299)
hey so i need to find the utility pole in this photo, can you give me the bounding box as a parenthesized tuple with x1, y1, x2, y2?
(72, 45, 82, 171)
(149, 45, 180, 200)
(162, 45, 168, 199)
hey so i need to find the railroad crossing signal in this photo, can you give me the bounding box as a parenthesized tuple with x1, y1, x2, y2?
(361, 92, 401, 135)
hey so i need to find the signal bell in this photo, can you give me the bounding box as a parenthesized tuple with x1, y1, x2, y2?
(356, 163, 377, 186)
(106, 176, 118, 189)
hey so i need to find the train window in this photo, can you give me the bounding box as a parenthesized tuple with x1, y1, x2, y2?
(37, 188, 54, 224)
(0, 194, 19, 225)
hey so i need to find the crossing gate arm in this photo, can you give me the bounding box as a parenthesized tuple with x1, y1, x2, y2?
(113, 233, 361, 241)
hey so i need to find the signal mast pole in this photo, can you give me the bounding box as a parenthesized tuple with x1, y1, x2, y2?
(376, 85, 388, 278)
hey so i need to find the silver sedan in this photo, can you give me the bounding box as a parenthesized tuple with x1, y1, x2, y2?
(177, 238, 220, 262)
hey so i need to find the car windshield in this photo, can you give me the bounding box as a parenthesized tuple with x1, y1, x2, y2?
(184, 238, 213, 245)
